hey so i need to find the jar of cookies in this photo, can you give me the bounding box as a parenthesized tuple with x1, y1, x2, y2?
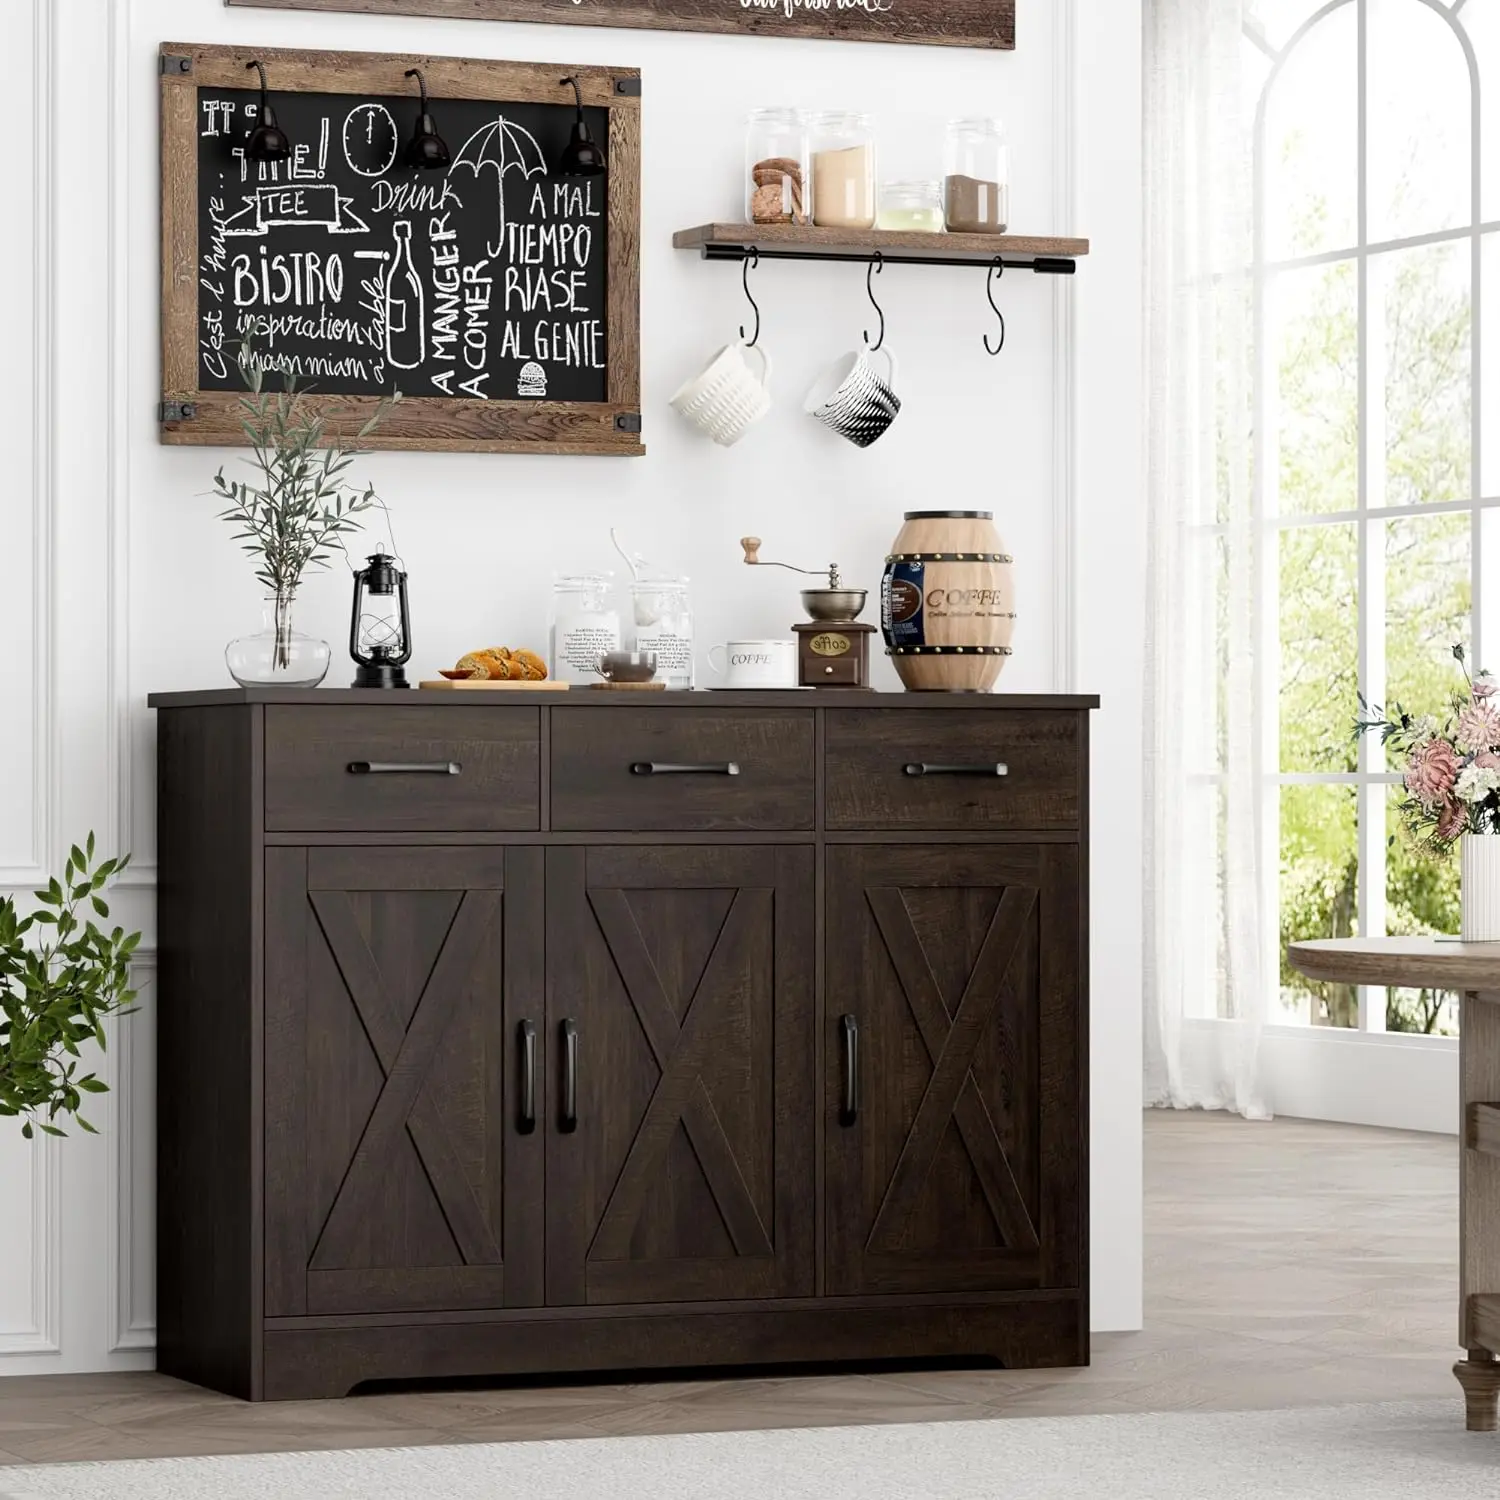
(745, 108, 809, 226)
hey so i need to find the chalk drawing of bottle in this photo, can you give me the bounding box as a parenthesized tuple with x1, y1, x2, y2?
(385, 220, 425, 370)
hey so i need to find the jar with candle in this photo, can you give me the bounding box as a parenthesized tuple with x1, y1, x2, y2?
(550, 571, 621, 684)
(630, 574, 694, 690)
(745, 108, 809, 226)
(810, 112, 877, 230)
(876, 179, 945, 233)
(944, 117, 1009, 234)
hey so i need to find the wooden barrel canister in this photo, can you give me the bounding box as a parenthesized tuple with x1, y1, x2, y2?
(881, 511, 1016, 692)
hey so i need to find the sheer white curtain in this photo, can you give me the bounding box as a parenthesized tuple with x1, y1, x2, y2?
(1143, 0, 1270, 1117)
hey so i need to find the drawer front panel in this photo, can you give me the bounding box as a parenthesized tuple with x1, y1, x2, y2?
(825, 709, 1081, 830)
(265, 706, 541, 831)
(550, 708, 815, 831)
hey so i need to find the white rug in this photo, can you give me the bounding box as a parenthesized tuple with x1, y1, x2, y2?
(0, 1400, 1495, 1498)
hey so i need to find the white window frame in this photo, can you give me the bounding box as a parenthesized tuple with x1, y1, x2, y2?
(1242, 0, 1492, 1044)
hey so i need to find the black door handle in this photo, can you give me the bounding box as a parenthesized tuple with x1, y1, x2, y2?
(347, 760, 462, 776)
(559, 1018, 579, 1133)
(517, 1020, 536, 1134)
(903, 762, 1009, 778)
(631, 762, 741, 776)
(839, 1014, 860, 1127)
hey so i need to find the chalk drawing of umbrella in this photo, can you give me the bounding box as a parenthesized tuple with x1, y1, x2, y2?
(451, 116, 549, 257)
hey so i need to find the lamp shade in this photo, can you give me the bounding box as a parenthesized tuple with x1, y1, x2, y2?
(555, 76, 606, 177)
(245, 60, 292, 164)
(403, 69, 451, 171)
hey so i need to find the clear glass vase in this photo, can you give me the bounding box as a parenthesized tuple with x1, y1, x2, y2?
(225, 594, 331, 688)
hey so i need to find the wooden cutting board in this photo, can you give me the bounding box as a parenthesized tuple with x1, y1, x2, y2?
(418, 679, 571, 691)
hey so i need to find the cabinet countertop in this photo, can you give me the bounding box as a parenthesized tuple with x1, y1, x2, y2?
(148, 687, 1102, 710)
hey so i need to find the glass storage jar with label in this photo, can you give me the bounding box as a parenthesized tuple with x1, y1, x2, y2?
(631, 575, 694, 690)
(746, 107, 809, 226)
(550, 571, 621, 684)
(810, 112, 877, 230)
(944, 117, 1009, 234)
(876, 180, 945, 233)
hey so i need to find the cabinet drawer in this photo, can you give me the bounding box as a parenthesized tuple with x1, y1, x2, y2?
(550, 708, 814, 831)
(264, 706, 540, 832)
(825, 709, 1081, 831)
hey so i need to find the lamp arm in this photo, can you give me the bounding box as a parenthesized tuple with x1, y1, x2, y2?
(559, 75, 585, 119)
(405, 68, 429, 111)
(246, 59, 269, 105)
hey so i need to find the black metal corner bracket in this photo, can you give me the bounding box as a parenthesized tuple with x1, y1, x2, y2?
(614, 78, 642, 96)
(615, 412, 643, 433)
(158, 401, 197, 423)
(160, 54, 193, 75)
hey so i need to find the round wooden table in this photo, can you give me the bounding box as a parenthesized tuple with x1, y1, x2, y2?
(1289, 939, 1500, 1432)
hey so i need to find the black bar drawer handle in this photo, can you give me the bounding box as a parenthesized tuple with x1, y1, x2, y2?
(631, 762, 741, 776)
(840, 1014, 860, 1127)
(903, 762, 1009, 778)
(517, 1020, 537, 1135)
(559, 1018, 579, 1133)
(347, 760, 462, 776)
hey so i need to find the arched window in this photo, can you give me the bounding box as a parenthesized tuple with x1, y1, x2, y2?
(1253, 0, 1496, 1032)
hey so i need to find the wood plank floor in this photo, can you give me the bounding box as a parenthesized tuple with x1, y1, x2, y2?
(0, 1112, 1462, 1465)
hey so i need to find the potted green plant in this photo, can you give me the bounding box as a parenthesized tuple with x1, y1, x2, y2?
(215, 344, 398, 687)
(0, 836, 140, 1139)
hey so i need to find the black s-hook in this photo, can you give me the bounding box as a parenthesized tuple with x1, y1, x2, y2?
(739, 248, 761, 347)
(984, 256, 1007, 356)
(863, 252, 886, 353)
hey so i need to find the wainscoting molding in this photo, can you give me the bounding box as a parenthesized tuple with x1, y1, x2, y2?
(107, 951, 157, 1354)
(0, 1135, 61, 1358)
(1, 0, 58, 892)
(1051, 0, 1079, 694)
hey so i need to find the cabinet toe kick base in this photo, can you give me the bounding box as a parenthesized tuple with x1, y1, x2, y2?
(261, 1296, 1087, 1402)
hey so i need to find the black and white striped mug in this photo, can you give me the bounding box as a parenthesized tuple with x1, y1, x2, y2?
(803, 347, 901, 448)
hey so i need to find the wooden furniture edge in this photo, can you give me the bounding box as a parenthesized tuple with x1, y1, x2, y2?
(148, 689, 1104, 709)
(672, 223, 1090, 259)
(1288, 938, 1500, 992)
(219, 0, 1016, 53)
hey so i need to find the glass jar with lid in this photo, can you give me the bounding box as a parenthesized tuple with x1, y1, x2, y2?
(630, 574, 694, 690)
(876, 180, 945, 233)
(549, 571, 620, 684)
(810, 112, 877, 230)
(745, 108, 809, 226)
(944, 117, 1009, 234)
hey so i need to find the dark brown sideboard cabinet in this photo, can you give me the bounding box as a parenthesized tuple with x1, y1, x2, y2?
(149, 689, 1095, 1400)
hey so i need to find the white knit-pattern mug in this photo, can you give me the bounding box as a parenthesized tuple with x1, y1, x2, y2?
(804, 346, 901, 448)
(669, 340, 774, 447)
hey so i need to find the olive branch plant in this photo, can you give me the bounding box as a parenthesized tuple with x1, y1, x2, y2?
(0, 835, 141, 1140)
(212, 339, 400, 668)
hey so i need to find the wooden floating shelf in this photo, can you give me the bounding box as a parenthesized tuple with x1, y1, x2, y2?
(673, 223, 1090, 272)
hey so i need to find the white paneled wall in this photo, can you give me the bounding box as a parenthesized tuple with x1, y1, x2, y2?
(0, 0, 1144, 1374)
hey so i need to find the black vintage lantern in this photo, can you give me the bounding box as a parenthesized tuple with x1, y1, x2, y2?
(349, 551, 413, 689)
(403, 68, 450, 170)
(554, 75, 606, 177)
(245, 60, 292, 164)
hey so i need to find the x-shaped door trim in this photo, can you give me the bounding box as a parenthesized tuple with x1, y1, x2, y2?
(308, 890, 502, 1269)
(866, 884, 1040, 1255)
(586, 886, 773, 1261)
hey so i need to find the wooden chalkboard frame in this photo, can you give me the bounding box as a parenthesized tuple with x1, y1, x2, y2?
(223, 0, 1016, 52)
(160, 42, 644, 455)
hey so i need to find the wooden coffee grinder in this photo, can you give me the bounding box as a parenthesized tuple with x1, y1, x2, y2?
(740, 537, 875, 689)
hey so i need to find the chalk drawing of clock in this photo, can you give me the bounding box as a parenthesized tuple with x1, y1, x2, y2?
(342, 104, 399, 178)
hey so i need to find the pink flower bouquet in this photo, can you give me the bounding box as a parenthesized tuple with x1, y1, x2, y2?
(1356, 645, 1500, 851)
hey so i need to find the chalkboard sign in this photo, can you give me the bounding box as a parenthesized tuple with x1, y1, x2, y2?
(161, 44, 643, 455)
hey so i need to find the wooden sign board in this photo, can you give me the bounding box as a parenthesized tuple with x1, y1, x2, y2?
(160, 43, 643, 454)
(223, 0, 1017, 52)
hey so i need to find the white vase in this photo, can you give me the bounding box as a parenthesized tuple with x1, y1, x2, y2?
(1461, 834, 1500, 941)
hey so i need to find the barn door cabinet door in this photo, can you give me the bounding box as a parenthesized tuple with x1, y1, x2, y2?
(264, 846, 545, 1317)
(545, 845, 815, 1306)
(825, 843, 1082, 1296)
